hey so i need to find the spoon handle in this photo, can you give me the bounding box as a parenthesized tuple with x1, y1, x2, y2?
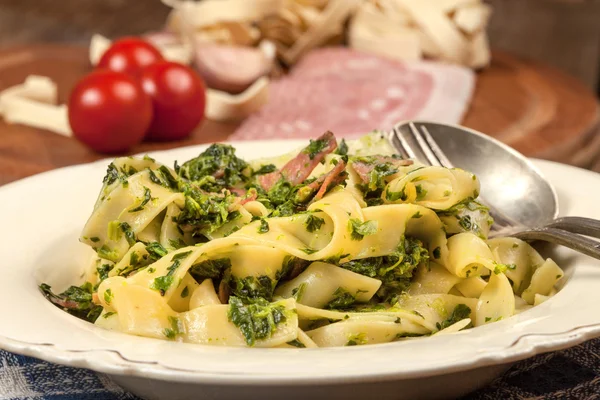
(546, 217, 600, 239)
(514, 227, 600, 260)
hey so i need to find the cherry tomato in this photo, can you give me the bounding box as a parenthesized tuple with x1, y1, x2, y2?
(97, 37, 163, 77)
(140, 61, 206, 141)
(68, 70, 153, 153)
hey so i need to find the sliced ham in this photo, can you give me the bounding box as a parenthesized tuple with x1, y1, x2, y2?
(230, 47, 475, 141)
(259, 131, 338, 191)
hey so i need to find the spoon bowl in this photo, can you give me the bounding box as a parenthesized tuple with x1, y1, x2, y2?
(393, 121, 559, 228)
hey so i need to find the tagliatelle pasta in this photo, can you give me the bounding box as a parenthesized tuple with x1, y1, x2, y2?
(41, 131, 564, 348)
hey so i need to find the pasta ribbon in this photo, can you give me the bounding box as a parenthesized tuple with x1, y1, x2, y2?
(41, 132, 564, 348)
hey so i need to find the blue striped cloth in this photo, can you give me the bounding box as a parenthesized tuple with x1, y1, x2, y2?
(0, 350, 139, 400)
(2, 339, 600, 399)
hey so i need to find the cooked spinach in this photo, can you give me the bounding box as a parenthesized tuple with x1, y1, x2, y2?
(304, 137, 329, 160)
(436, 304, 472, 331)
(348, 218, 378, 241)
(128, 186, 152, 213)
(230, 275, 276, 301)
(325, 287, 356, 310)
(341, 236, 429, 303)
(189, 258, 231, 281)
(305, 214, 325, 233)
(39, 282, 103, 323)
(177, 144, 250, 191)
(151, 251, 192, 295)
(227, 296, 287, 346)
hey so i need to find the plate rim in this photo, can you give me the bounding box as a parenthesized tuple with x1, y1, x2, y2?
(2, 320, 600, 385)
(1, 140, 600, 385)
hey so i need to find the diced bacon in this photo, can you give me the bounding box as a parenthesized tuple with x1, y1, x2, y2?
(49, 297, 81, 310)
(228, 188, 258, 210)
(307, 159, 348, 201)
(240, 189, 258, 205)
(351, 156, 413, 184)
(351, 161, 372, 184)
(258, 172, 282, 191)
(259, 131, 338, 191)
(229, 187, 246, 197)
(283, 131, 337, 183)
(227, 188, 245, 208)
(315, 163, 348, 200)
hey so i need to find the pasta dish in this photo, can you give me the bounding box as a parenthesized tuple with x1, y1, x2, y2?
(41, 132, 564, 348)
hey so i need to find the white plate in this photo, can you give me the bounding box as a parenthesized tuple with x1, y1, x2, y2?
(1, 141, 600, 400)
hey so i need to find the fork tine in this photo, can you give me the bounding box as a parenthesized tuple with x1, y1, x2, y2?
(387, 129, 411, 159)
(419, 125, 455, 169)
(391, 127, 418, 160)
(408, 122, 442, 167)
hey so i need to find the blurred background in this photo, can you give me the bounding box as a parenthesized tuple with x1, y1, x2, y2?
(1, 0, 600, 184)
(1, 0, 599, 91)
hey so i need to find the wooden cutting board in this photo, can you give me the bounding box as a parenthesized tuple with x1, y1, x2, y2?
(462, 51, 600, 169)
(0, 44, 598, 186)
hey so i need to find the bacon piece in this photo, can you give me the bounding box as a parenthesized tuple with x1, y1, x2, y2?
(351, 162, 373, 184)
(351, 156, 413, 184)
(259, 131, 338, 191)
(228, 188, 258, 206)
(51, 298, 80, 309)
(228, 187, 246, 197)
(258, 172, 282, 192)
(240, 190, 257, 205)
(309, 159, 348, 201)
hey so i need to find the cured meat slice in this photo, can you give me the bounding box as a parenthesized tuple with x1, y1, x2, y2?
(259, 131, 337, 190)
(351, 156, 413, 184)
(231, 47, 474, 141)
(311, 159, 348, 201)
(257, 172, 281, 192)
(228, 187, 258, 205)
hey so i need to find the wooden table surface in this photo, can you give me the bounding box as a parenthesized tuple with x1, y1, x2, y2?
(0, 45, 599, 186)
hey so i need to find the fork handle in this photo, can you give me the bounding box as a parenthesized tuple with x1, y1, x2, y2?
(514, 227, 600, 260)
(546, 217, 600, 239)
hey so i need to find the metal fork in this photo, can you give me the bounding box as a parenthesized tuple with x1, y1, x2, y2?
(387, 122, 600, 260)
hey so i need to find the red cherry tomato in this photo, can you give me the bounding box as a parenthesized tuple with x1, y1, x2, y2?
(139, 61, 206, 141)
(97, 37, 163, 77)
(68, 70, 153, 153)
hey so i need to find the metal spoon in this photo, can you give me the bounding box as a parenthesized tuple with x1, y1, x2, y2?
(391, 121, 600, 258)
